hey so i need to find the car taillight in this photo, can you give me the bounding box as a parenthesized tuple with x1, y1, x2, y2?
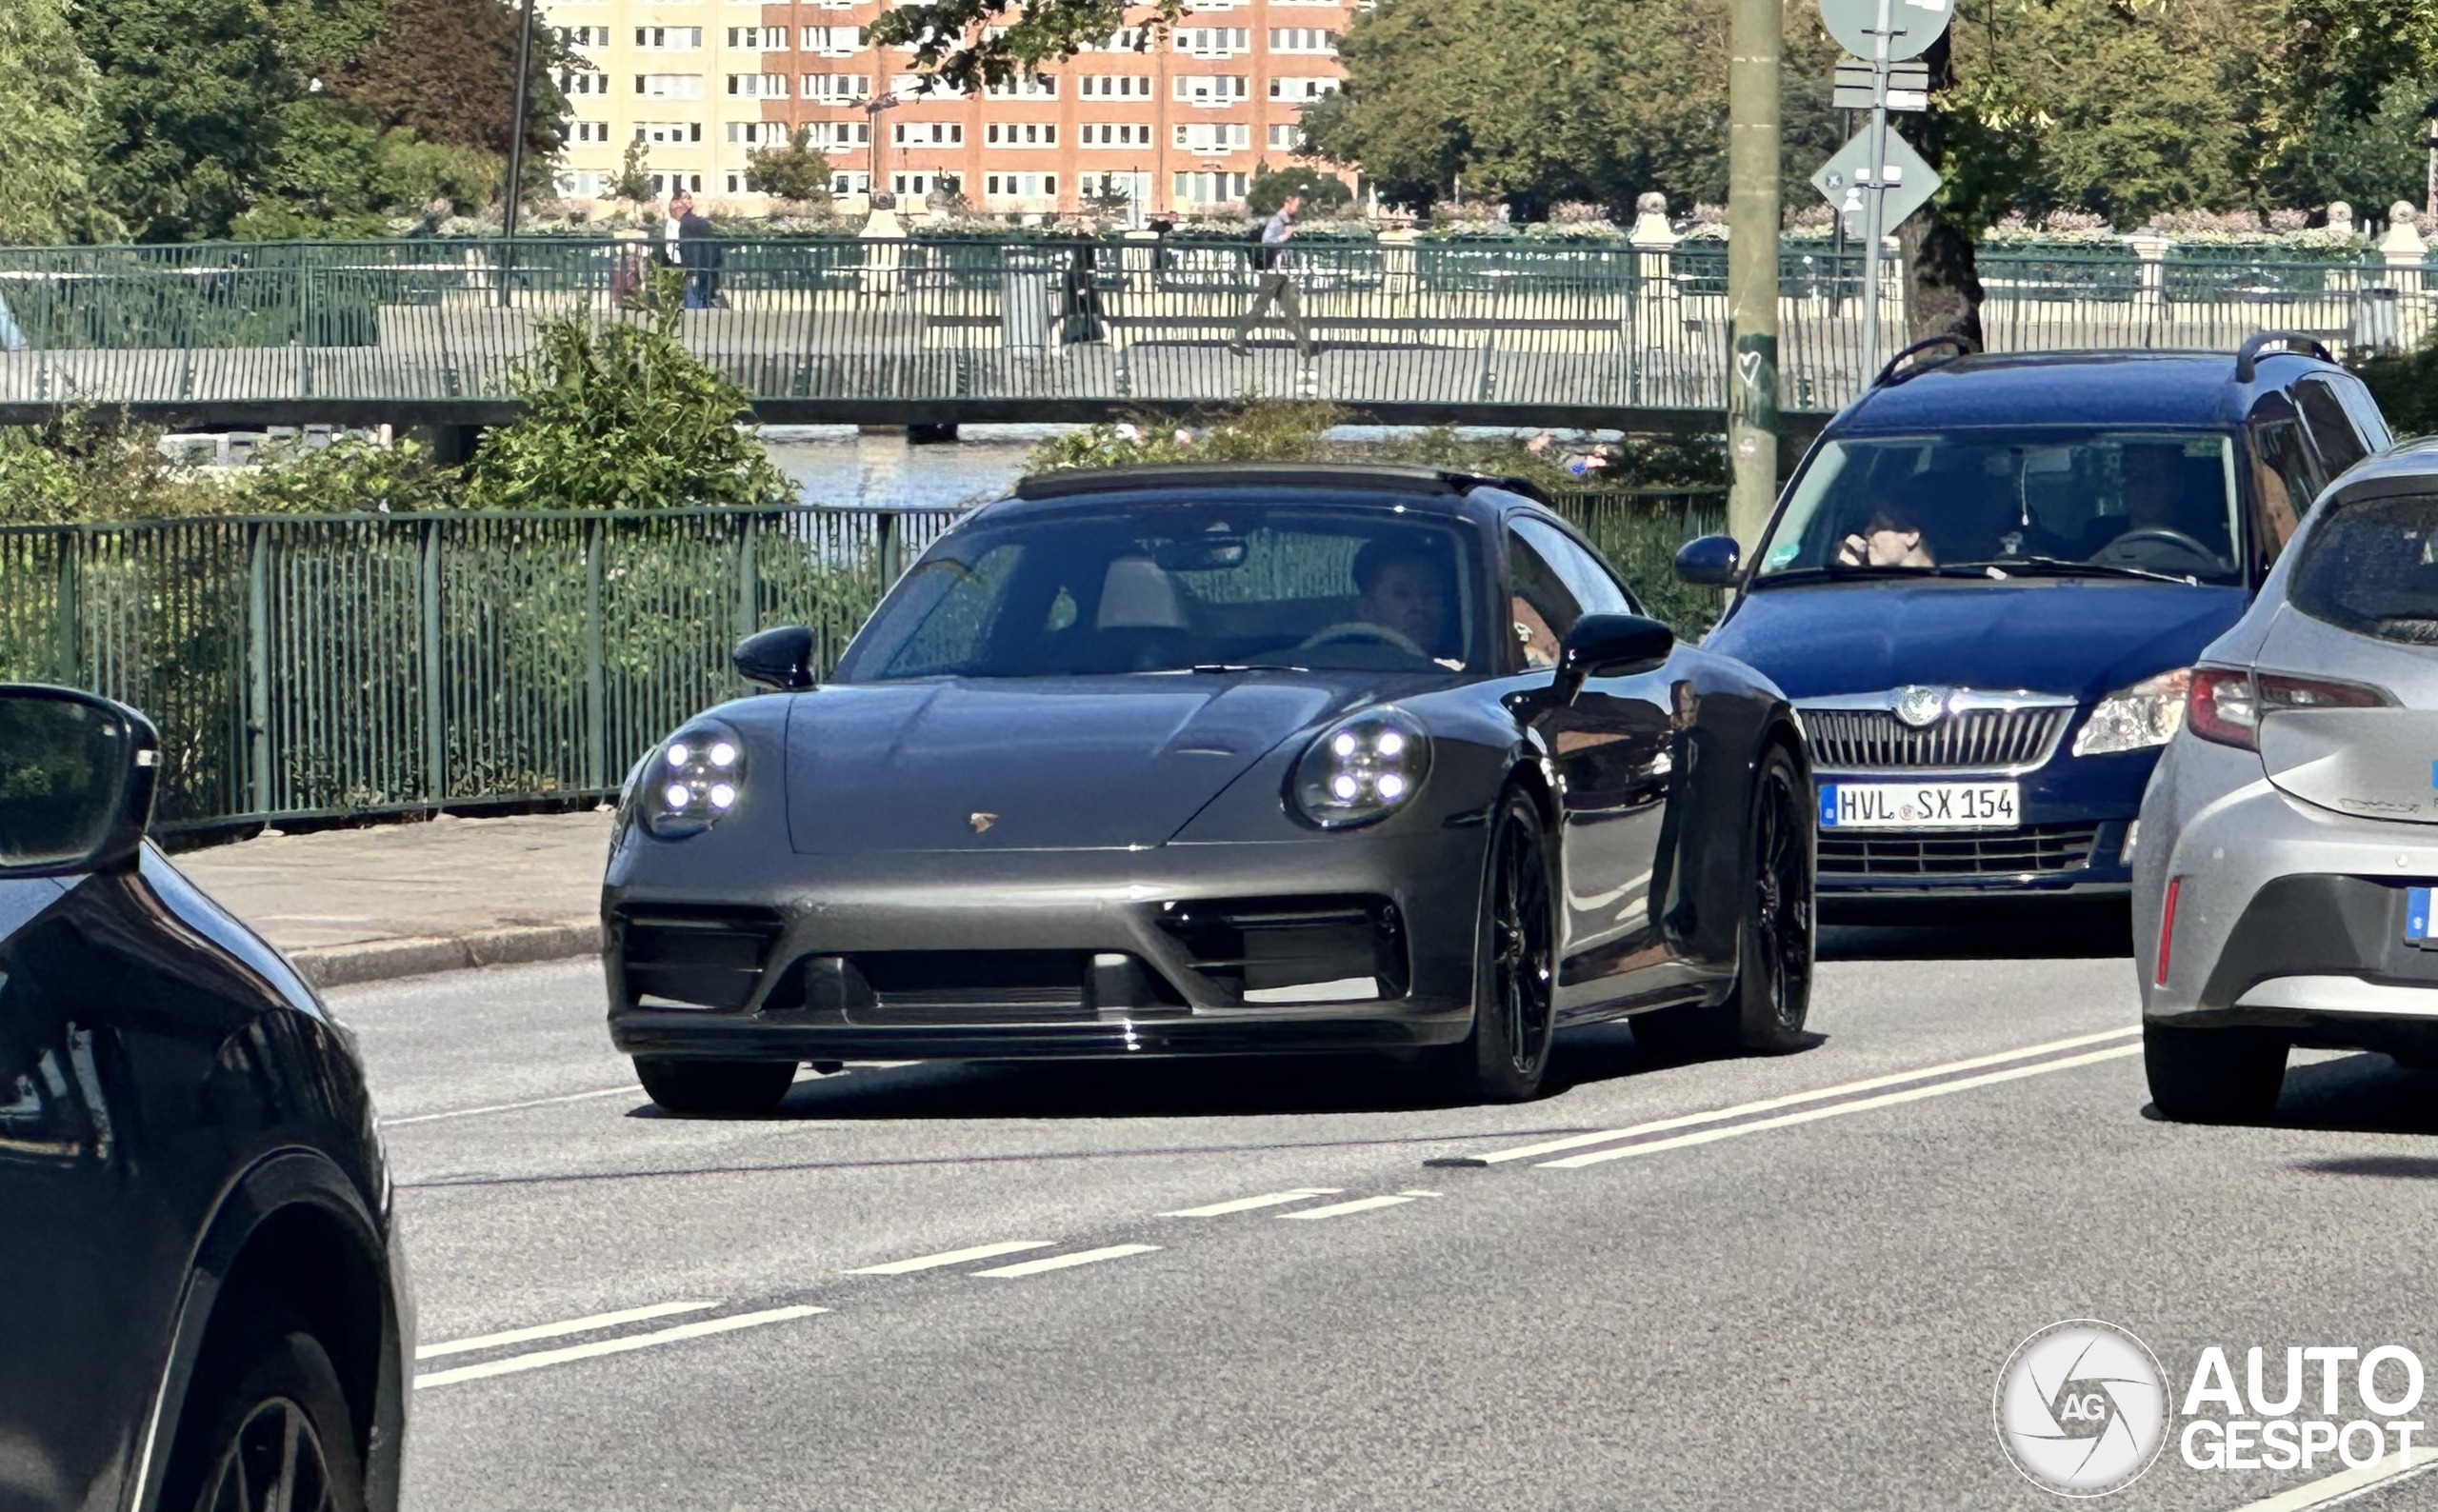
(2186, 667, 2388, 750)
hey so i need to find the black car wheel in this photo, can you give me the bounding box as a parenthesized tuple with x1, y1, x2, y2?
(1443, 787, 1557, 1103)
(170, 1310, 364, 1512)
(2145, 1022, 2288, 1124)
(1635, 745, 1814, 1061)
(633, 1055, 799, 1115)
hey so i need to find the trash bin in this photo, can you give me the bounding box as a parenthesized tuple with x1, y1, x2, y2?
(1000, 249, 1056, 352)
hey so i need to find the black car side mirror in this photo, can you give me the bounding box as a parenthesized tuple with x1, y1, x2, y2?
(1552, 613, 1675, 704)
(1674, 533, 1743, 587)
(0, 686, 159, 878)
(733, 625, 818, 690)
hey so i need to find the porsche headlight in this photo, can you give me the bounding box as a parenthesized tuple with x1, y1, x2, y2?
(1292, 706, 1430, 828)
(641, 719, 746, 839)
(2071, 668, 2191, 757)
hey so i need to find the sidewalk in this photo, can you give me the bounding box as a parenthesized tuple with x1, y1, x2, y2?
(178, 810, 615, 987)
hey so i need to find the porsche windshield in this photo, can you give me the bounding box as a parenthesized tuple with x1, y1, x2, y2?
(835, 504, 1488, 680)
(1755, 430, 2245, 585)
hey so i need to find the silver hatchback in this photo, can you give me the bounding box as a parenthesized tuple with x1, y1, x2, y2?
(2135, 438, 2438, 1121)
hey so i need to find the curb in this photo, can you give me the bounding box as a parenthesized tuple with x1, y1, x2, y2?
(290, 922, 603, 989)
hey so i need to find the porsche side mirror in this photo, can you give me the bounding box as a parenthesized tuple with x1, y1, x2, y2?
(1552, 613, 1675, 704)
(1674, 533, 1743, 587)
(0, 685, 159, 879)
(733, 625, 818, 690)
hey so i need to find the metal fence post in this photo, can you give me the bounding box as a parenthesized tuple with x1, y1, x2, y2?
(877, 510, 901, 590)
(419, 518, 445, 805)
(53, 528, 79, 686)
(735, 512, 760, 650)
(245, 522, 272, 818)
(585, 517, 606, 789)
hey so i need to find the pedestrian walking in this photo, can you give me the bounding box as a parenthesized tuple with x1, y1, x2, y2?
(1229, 194, 1317, 359)
(659, 190, 724, 308)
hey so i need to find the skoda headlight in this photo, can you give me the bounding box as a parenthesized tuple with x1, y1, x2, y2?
(641, 719, 747, 838)
(2071, 668, 2191, 757)
(1292, 706, 1430, 829)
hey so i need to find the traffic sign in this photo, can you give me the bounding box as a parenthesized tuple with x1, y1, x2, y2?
(1833, 58, 1928, 110)
(1810, 129, 1940, 231)
(1817, 0, 1952, 62)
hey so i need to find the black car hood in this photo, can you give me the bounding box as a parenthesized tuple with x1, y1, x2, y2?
(1707, 578, 2249, 703)
(784, 678, 1345, 853)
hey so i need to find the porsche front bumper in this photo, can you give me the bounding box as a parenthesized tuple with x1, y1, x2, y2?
(603, 829, 1488, 1061)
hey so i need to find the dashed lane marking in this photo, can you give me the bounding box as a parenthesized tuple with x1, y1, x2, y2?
(1538, 1044, 2142, 1168)
(382, 1085, 635, 1127)
(415, 1301, 715, 1360)
(413, 1305, 827, 1389)
(1159, 1188, 1344, 1217)
(1473, 1026, 2145, 1165)
(846, 1241, 1055, 1275)
(1281, 1193, 1439, 1221)
(2223, 1445, 2436, 1512)
(971, 1243, 1164, 1278)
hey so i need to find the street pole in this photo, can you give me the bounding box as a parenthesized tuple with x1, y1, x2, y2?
(1856, 0, 1894, 385)
(1726, 0, 1782, 550)
(499, 0, 536, 308)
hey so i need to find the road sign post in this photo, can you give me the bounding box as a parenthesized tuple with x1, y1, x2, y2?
(1726, 0, 1783, 550)
(1814, 0, 1949, 387)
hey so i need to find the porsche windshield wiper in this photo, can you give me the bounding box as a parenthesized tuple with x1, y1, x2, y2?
(1184, 662, 1310, 674)
(1948, 557, 2202, 586)
(1750, 564, 1993, 587)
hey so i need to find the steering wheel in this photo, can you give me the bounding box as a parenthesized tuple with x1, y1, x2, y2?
(2091, 527, 2219, 571)
(1297, 621, 1431, 659)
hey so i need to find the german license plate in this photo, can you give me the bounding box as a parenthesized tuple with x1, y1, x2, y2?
(1818, 781, 2019, 830)
(2406, 886, 2435, 947)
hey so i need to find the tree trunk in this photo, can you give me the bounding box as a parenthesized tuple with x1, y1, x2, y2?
(1893, 30, 1984, 348)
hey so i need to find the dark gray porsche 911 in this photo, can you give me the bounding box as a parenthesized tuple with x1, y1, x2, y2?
(602, 464, 1814, 1111)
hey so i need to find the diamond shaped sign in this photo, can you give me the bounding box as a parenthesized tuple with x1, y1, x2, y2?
(1809, 129, 1941, 232)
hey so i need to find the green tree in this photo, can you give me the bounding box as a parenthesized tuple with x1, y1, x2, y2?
(1247, 162, 1351, 217)
(464, 269, 793, 511)
(0, 0, 114, 242)
(743, 126, 836, 208)
(328, 0, 568, 209)
(72, 0, 292, 239)
(610, 137, 654, 205)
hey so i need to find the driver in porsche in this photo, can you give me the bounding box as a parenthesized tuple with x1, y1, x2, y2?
(1352, 538, 1450, 654)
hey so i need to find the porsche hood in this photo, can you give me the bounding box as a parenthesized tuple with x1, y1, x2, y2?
(782, 679, 1344, 853)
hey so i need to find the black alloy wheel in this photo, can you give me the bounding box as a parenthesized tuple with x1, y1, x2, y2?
(167, 1311, 365, 1512)
(1451, 788, 1558, 1102)
(633, 1055, 800, 1115)
(201, 1397, 334, 1512)
(1634, 745, 1814, 1060)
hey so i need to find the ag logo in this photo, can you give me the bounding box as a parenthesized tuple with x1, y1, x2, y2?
(1994, 1319, 2169, 1497)
(1891, 685, 1949, 728)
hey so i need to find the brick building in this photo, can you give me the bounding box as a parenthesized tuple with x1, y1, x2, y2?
(545, 0, 1357, 221)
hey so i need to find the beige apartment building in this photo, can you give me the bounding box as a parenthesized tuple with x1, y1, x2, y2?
(545, 0, 1357, 221)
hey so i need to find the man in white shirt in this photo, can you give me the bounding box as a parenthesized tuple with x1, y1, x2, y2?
(1228, 194, 1317, 359)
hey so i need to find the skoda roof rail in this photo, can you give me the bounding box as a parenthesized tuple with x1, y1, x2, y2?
(1872, 332, 1981, 388)
(2234, 330, 2336, 384)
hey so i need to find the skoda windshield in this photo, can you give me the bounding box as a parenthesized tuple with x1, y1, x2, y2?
(1754, 429, 2246, 587)
(835, 502, 1489, 680)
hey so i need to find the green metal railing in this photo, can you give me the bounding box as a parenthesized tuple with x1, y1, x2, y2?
(0, 488, 1724, 828)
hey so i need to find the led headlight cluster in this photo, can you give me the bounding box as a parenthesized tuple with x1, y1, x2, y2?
(1293, 706, 1430, 828)
(641, 719, 746, 839)
(2072, 668, 2192, 756)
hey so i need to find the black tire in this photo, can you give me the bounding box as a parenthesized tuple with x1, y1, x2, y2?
(2145, 1021, 2288, 1124)
(1433, 787, 1559, 1103)
(633, 1055, 799, 1115)
(1633, 744, 1815, 1062)
(165, 1308, 366, 1512)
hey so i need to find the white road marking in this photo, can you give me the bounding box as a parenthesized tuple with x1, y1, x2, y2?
(413, 1304, 826, 1389)
(1539, 1044, 2142, 1168)
(846, 1241, 1054, 1275)
(1280, 1193, 1435, 1221)
(415, 1302, 715, 1360)
(971, 1243, 1163, 1278)
(381, 1085, 635, 1127)
(2223, 1445, 2436, 1512)
(1159, 1188, 1343, 1217)
(1475, 1025, 2144, 1164)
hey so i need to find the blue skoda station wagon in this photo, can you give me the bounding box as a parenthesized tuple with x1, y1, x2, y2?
(1680, 334, 2393, 899)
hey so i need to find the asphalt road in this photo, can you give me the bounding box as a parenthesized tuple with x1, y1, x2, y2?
(337, 907, 2438, 1512)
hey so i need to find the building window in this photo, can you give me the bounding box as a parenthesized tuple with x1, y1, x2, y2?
(1079, 122, 1152, 148)
(729, 121, 789, 145)
(801, 25, 863, 54)
(1173, 122, 1249, 151)
(1171, 170, 1249, 206)
(633, 121, 704, 144)
(563, 70, 610, 96)
(829, 170, 869, 194)
(985, 122, 1058, 147)
(725, 26, 785, 48)
(1078, 74, 1153, 98)
(892, 120, 964, 145)
(890, 72, 967, 99)
(983, 72, 1058, 99)
(556, 170, 607, 196)
(636, 73, 706, 98)
(891, 171, 958, 195)
(1084, 26, 1146, 50)
(632, 26, 702, 49)
(1268, 75, 1341, 99)
(1267, 123, 1308, 150)
(569, 121, 610, 144)
(553, 24, 609, 46)
(647, 172, 707, 194)
(725, 72, 789, 96)
(1173, 26, 1249, 54)
(1173, 74, 1249, 104)
(803, 72, 871, 99)
(1267, 27, 1337, 52)
(984, 171, 1058, 200)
